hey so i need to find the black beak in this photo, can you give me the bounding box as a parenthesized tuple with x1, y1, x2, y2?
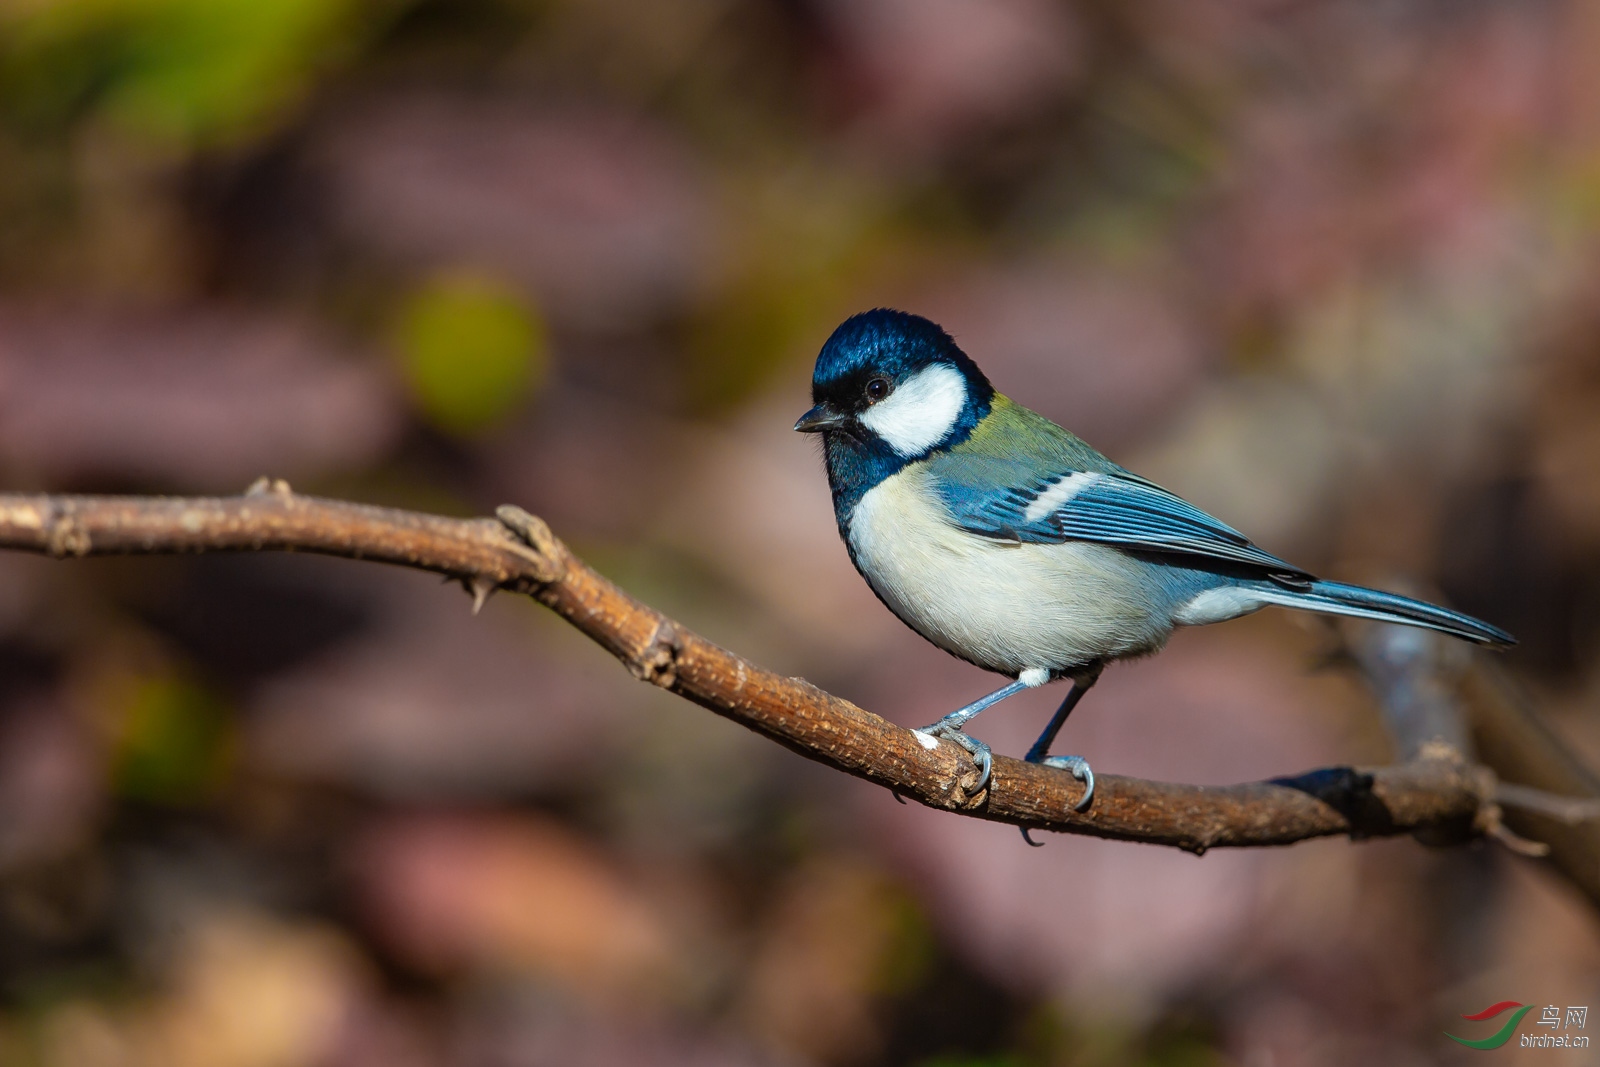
(794, 404, 848, 433)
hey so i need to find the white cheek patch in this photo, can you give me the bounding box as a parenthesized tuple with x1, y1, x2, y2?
(859, 364, 968, 457)
(1022, 472, 1102, 524)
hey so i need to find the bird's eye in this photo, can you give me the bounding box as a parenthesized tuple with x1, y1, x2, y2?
(864, 377, 893, 404)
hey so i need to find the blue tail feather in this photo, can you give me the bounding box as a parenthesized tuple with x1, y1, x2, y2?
(1257, 579, 1514, 647)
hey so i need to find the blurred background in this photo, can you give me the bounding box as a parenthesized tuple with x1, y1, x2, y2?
(0, 0, 1598, 1064)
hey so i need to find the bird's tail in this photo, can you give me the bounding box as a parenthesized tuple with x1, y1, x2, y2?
(1252, 579, 1515, 647)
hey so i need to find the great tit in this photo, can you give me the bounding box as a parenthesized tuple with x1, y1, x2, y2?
(795, 309, 1513, 817)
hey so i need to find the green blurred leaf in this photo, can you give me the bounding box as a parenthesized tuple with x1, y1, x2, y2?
(682, 175, 913, 415)
(112, 672, 232, 804)
(395, 273, 547, 436)
(874, 888, 936, 996)
(0, 0, 386, 145)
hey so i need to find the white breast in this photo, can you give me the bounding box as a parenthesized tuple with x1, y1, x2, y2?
(845, 466, 1175, 676)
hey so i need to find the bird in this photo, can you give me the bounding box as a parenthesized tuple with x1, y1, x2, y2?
(794, 308, 1514, 823)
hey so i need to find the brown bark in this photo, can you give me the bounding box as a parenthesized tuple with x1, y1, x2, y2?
(0, 487, 1523, 855)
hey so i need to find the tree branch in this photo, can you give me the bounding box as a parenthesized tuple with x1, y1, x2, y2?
(0, 487, 1503, 853)
(1462, 661, 1600, 899)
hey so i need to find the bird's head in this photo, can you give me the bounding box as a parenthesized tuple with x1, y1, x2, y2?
(794, 309, 993, 460)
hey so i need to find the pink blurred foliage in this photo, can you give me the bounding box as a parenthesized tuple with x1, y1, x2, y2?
(0, 693, 101, 873)
(321, 994, 441, 1067)
(492, 382, 694, 543)
(815, 0, 1082, 158)
(1202, 836, 1588, 1066)
(248, 572, 629, 799)
(446, 994, 781, 1067)
(317, 92, 719, 330)
(350, 811, 675, 999)
(736, 856, 901, 1062)
(0, 304, 400, 490)
(918, 261, 1211, 450)
(0, 554, 48, 638)
(1192, 3, 1567, 321)
(1224, 987, 1392, 1067)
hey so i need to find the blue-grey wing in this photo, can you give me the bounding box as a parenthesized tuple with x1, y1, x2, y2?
(933, 460, 1309, 577)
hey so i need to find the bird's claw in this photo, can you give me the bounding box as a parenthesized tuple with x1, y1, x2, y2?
(1041, 754, 1095, 811)
(1018, 757, 1092, 846)
(921, 722, 993, 794)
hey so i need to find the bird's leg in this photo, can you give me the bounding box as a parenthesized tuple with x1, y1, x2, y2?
(1022, 671, 1100, 825)
(1022, 679, 1091, 763)
(926, 679, 1029, 732)
(915, 669, 1048, 793)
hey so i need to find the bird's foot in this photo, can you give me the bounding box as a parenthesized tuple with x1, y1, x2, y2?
(915, 720, 993, 794)
(1036, 754, 1094, 812)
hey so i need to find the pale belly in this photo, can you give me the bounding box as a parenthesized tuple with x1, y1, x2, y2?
(845, 471, 1177, 676)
